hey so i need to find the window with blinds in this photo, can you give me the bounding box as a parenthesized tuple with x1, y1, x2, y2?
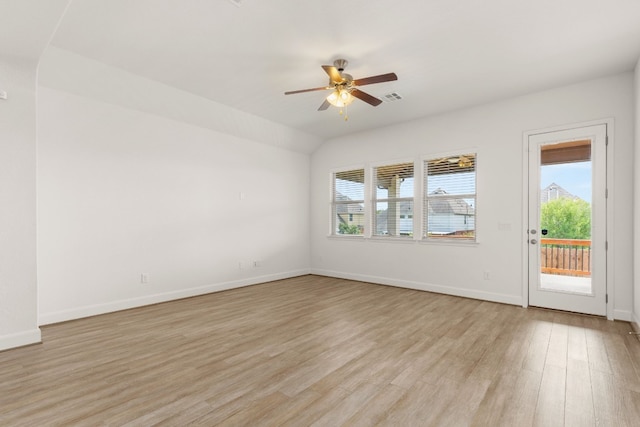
(372, 162, 414, 237)
(332, 168, 365, 235)
(424, 154, 476, 240)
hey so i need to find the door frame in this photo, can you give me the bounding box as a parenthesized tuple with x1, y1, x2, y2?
(522, 119, 614, 320)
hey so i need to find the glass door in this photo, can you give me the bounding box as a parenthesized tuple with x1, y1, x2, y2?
(528, 125, 607, 316)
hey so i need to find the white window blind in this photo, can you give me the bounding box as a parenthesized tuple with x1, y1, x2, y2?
(332, 169, 365, 235)
(424, 154, 476, 240)
(372, 162, 414, 237)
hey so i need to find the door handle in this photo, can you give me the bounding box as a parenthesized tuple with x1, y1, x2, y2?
(530, 239, 537, 244)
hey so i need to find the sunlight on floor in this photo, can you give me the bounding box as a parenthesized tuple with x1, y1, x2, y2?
(540, 273, 592, 295)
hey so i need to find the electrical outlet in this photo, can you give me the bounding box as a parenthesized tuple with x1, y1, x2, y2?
(141, 273, 150, 284)
(253, 260, 261, 268)
(483, 271, 490, 280)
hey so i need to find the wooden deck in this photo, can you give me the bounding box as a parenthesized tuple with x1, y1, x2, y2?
(1, 275, 639, 425)
(541, 238, 591, 277)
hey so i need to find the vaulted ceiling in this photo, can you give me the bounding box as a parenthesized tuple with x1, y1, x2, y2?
(5, 0, 640, 141)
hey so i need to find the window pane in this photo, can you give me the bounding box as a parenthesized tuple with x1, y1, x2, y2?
(424, 154, 476, 241)
(426, 154, 476, 195)
(373, 162, 414, 237)
(333, 168, 365, 236)
(334, 203, 365, 235)
(427, 172, 475, 195)
(426, 197, 475, 238)
(375, 200, 413, 236)
(335, 169, 364, 201)
(374, 163, 414, 198)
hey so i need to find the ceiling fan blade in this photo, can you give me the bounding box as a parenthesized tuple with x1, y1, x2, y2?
(317, 99, 331, 111)
(353, 72, 398, 86)
(322, 65, 344, 83)
(351, 89, 383, 106)
(284, 86, 331, 95)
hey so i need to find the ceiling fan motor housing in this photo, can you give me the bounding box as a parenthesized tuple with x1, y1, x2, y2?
(334, 59, 348, 72)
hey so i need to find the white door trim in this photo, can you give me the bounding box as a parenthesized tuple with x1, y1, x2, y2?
(521, 118, 614, 320)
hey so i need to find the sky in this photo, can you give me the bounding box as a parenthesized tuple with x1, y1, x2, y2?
(540, 161, 592, 203)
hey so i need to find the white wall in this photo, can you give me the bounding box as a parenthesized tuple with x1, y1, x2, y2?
(39, 47, 323, 155)
(634, 58, 640, 329)
(0, 59, 41, 350)
(37, 81, 311, 324)
(310, 73, 635, 319)
(0, 0, 73, 350)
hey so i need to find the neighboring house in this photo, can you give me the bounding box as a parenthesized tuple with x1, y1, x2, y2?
(376, 201, 413, 235)
(374, 190, 475, 236)
(335, 192, 365, 232)
(541, 182, 580, 203)
(427, 189, 475, 235)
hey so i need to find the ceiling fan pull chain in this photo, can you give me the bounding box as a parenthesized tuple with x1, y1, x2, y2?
(339, 105, 348, 121)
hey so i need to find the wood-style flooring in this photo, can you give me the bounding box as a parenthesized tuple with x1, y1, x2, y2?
(1, 275, 639, 426)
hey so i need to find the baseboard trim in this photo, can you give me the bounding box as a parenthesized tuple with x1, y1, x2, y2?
(613, 309, 633, 322)
(39, 269, 311, 325)
(0, 328, 42, 352)
(310, 269, 523, 306)
(631, 312, 640, 333)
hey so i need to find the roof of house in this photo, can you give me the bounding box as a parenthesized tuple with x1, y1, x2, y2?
(428, 189, 475, 215)
(428, 198, 474, 215)
(335, 192, 364, 215)
(540, 182, 580, 203)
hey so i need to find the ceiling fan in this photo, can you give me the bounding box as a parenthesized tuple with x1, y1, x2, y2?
(284, 59, 397, 120)
(433, 154, 474, 168)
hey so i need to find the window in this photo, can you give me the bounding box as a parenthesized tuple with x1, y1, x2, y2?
(372, 162, 414, 237)
(424, 154, 476, 240)
(332, 168, 365, 235)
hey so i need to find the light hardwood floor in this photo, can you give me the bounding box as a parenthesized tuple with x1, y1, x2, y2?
(1, 275, 639, 426)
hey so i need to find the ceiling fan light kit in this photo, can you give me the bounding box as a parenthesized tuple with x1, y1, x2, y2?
(326, 86, 355, 121)
(285, 58, 397, 121)
(326, 88, 354, 108)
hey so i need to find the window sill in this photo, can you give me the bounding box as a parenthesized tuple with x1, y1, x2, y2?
(419, 238, 479, 247)
(327, 234, 366, 241)
(326, 235, 417, 245)
(326, 235, 480, 247)
(368, 236, 417, 244)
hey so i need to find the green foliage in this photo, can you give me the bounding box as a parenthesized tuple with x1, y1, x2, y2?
(540, 198, 591, 239)
(338, 223, 361, 235)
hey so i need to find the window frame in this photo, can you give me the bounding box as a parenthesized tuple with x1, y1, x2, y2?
(330, 166, 366, 237)
(422, 151, 478, 243)
(370, 159, 416, 239)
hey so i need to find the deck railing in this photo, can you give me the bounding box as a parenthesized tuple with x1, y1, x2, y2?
(540, 238, 591, 277)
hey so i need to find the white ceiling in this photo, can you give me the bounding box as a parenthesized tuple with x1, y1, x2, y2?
(0, 0, 70, 62)
(9, 0, 640, 140)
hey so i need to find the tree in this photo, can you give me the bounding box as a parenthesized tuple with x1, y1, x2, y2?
(338, 223, 361, 235)
(540, 198, 591, 239)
